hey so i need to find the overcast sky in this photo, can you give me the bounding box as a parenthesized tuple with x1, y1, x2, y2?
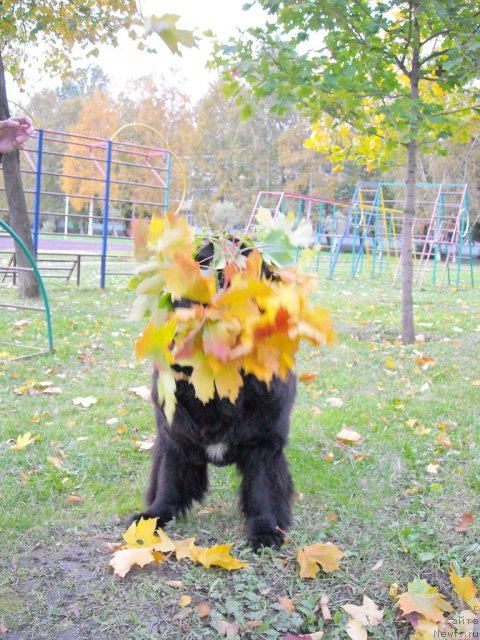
(8, 0, 267, 110)
(99, 0, 267, 102)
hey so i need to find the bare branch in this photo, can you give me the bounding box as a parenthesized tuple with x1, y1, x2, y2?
(420, 48, 450, 67)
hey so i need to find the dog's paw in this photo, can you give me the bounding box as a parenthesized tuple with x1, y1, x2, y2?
(249, 529, 284, 552)
(128, 512, 163, 528)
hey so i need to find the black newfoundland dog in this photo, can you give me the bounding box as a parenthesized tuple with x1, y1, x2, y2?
(132, 243, 296, 550)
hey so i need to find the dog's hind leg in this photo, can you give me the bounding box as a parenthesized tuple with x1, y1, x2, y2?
(132, 438, 208, 528)
(237, 445, 294, 551)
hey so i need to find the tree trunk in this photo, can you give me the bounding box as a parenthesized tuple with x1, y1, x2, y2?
(401, 139, 416, 344)
(401, 3, 420, 345)
(0, 49, 39, 298)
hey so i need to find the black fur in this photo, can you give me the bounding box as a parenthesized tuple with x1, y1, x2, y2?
(133, 369, 296, 551)
(132, 242, 296, 550)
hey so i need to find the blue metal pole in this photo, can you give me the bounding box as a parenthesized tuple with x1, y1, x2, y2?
(100, 140, 113, 289)
(164, 151, 172, 214)
(32, 129, 44, 257)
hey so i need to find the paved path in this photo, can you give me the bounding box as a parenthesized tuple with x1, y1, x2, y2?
(0, 236, 132, 254)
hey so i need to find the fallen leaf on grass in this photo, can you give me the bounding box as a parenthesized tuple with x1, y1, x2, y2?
(109, 547, 165, 577)
(48, 455, 66, 470)
(320, 594, 331, 620)
(455, 513, 473, 532)
(345, 619, 368, 640)
(299, 372, 318, 382)
(297, 541, 344, 578)
(342, 595, 384, 632)
(280, 633, 323, 640)
(449, 565, 480, 610)
(41, 385, 63, 395)
(129, 385, 151, 401)
(245, 620, 264, 629)
(336, 427, 363, 445)
(415, 356, 435, 368)
(178, 594, 191, 607)
(9, 432, 36, 451)
(73, 396, 97, 408)
(398, 578, 454, 623)
(196, 600, 212, 618)
(326, 397, 343, 408)
(123, 518, 175, 552)
(174, 537, 197, 560)
(110, 520, 247, 577)
(215, 620, 240, 637)
(426, 463, 440, 474)
(189, 543, 249, 571)
(278, 596, 295, 614)
(65, 495, 84, 504)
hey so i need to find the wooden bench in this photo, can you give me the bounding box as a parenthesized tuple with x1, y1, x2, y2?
(1, 251, 82, 285)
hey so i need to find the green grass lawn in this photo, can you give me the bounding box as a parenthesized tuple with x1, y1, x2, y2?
(1, 262, 479, 639)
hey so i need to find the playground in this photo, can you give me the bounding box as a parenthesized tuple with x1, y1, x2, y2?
(1, 1, 479, 638)
(1, 268, 479, 639)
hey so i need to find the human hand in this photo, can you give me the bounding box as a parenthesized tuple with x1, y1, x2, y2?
(0, 116, 35, 153)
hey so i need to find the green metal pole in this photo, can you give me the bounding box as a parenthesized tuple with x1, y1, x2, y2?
(0, 219, 53, 352)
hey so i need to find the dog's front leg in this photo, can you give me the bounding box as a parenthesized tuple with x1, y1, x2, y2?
(132, 437, 208, 528)
(237, 445, 294, 551)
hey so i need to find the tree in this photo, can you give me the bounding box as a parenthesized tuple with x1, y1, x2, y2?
(0, 1, 195, 296)
(0, 1, 141, 295)
(60, 89, 121, 234)
(214, 0, 480, 343)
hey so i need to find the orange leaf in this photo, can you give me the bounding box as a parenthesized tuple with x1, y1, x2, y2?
(297, 542, 344, 578)
(299, 372, 318, 382)
(455, 513, 473, 532)
(131, 218, 150, 258)
(336, 427, 363, 445)
(163, 252, 215, 303)
(398, 579, 453, 623)
(278, 596, 295, 615)
(196, 601, 212, 618)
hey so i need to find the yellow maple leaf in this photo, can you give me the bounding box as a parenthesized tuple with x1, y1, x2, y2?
(122, 518, 175, 553)
(297, 542, 344, 578)
(173, 537, 197, 560)
(189, 543, 248, 571)
(398, 579, 453, 623)
(123, 518, 160, 548)
(190, 354, 216, 403)
(109, 547, 164, 577)
(135, 316, 176, 362)
(214, 365, 243, 404)
(449, 565, 480, 610)
(162, 252, 215, 304)
(179, 594, 192, 607)
(10, 432, 36, 451)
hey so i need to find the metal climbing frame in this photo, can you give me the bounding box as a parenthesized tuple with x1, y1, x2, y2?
(328, 181, 474, 287)
(247, 191, 351, 275)
(0, 129, 173, 288)
(0, 219, 53, 360)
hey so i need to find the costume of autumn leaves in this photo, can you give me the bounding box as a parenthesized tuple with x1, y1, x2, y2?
(130, 211, 335, 422)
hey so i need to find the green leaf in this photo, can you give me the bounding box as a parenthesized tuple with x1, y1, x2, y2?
(144, 13, 197, 56)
